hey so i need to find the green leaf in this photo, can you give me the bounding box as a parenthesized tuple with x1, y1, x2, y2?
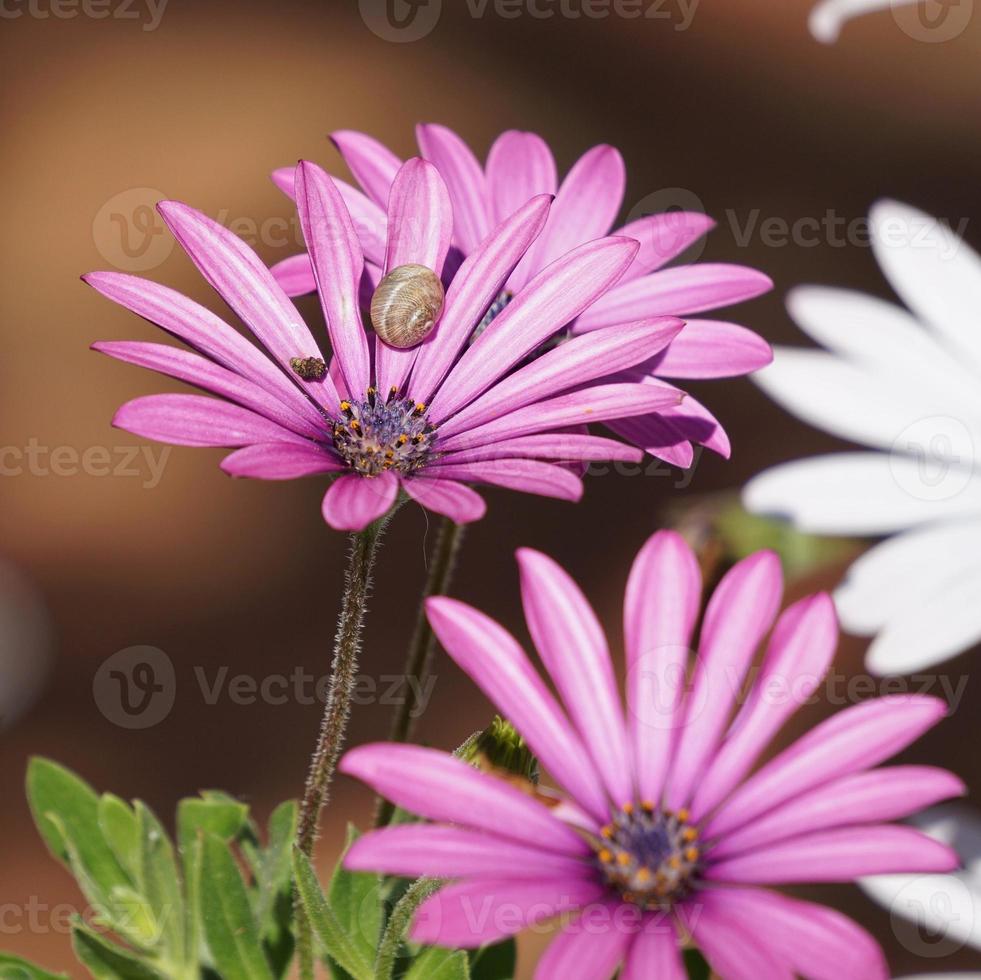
(0, 953, 68, 980)
(467, 939, 516, 980)
(253, 801, 297, 977)
(292, 846, 372, 980)
(71, 921, 167, 980)
(199, 833, 274, 980)
(328, 825, 382, 968)
(683, 947, 711, 980)
(405, 948, 470, 980)
(26, 759, 131, 907)
(98, 794, 140, 881)
(135, 801, 186, 966)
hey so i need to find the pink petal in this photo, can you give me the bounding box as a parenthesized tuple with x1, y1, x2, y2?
(706, 825, 959, 883)
(677, 895, 791, 980)
(416, 123, 490, 254)
(646, 319, 773, 379)
(485, 130, 557, 228)
(320, 471, 397, 530)
(438, 318, 685, 439)
(620, 919, 685, 980)
(660, 386, 731, 458)
(575, 264, 774, 333)
(294, 161, 371, 397)
(437, 434, 643, 466)
(428, 236, 640, 423)
(402, 476, 486, 524)
(666, 551, 783, 810)
(272, 167, 388, 266)
(270, 253, 317, 297)
(513, 144, 625, 294)
(605, 414, 694, 469)
(438, 384, 682, 454)
(82, 272, 325, 430)
(517, 549, 633, 807)
(113, 394, 310, 448)
(428, 458, 583, 502)
(408, 195, 552, 404)
(375, 158, 453, 395)
(624, 531, 702, 807)
(614, 212, 716, 283)
(220, 442, 344, 480)
(339, 743, 590, 855)
(693, 888, 888, 980)
(704, 695, 950, 840)
(712, 765, 966, 860)
(425, 596, 610, 820)
(533, 903, 632, 980)
(345, 825, 590, 881)
(154, 201, 339, 411)
(94, 341, 322, 439)
(410, 877, 606, 949)
(690, 593, 838, 822)
(330, 129, 402, 209)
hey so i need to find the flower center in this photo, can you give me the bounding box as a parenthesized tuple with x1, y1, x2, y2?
(593, 804, 701, 910)
(331, 388, 436, 478)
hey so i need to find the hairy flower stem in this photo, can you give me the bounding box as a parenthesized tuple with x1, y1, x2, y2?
(374, 516, 465, 828)
(295, 515, 391, 979)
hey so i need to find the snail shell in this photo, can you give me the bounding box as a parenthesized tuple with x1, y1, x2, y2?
(370, 263, 444, 350)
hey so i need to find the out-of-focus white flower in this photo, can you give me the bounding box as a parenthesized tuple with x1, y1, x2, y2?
(809, 0, 920, 43)
(745, 200, 981, 675)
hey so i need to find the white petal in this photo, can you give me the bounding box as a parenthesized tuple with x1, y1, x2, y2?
(861, 805, 981, 953)
(808, 0, 916, 43)
(835, 519, 981, 635)
(743, 453, 981, 535)
(871, 200, 981, 375)
(754, 348, 981, 454)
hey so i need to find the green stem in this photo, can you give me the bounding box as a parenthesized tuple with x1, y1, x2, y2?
(374, 517, 465, 827)
(373, 878, 442, 980)
(295, 516, 391, 979)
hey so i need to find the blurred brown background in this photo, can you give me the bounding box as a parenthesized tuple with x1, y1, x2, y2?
(2, 0, 980, 974)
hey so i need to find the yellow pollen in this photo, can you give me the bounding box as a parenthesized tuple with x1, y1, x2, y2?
(682, 827, 698, 842)
(349, 420, 361, 431)
(600, 825, 613, 839)
(389, 386, 398, 395)
(685, 847, 699, 863)
(339, 400, 351, 412)
(398, 434, 408, 445)
(676, 808, 690, 823)
(598, 849, 613, 864)
(641, 800, 655, 812)
(415, 402, 426, 413)
(622, 802, 634, 815)
(635, 867, 652, 883)
(367, 386, 376, 396)
(616, 852, 631, 867)
(668, 856, 682, 870)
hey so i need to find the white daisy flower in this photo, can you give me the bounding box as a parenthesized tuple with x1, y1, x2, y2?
(744, 200, 981, 675)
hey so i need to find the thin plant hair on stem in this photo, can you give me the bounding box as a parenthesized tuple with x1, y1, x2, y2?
(374, 516, 466, 827)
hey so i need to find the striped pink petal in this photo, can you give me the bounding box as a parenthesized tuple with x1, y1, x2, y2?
(624, 531, 702, 807)
(606, 414, 694, 469)
(93, 341, 322, 439)
(425, 596, 609, 820)
(533, 903, 633, 980)
(614, 212, 716, 282)
(485, 130, 557, 229)
(330, 129, 402, 208)
(294, 161, 371, 397)
(437, 434, 643, 466)
(408, 195, 552, 404)
(693, 888, 888, 980)
(704, 694, 950, 840)
(345, 825, 590, 881)
(113, 394, 310, 448)
(416, 123, 490, 254)
(269, 253, 317, 297)
(154, 201, 340, 411)
(665, 551, 783, 810)
(706, 824, 959, 883)
(402, 476, 486, 524)
(647, 319, 773, 379)
(320, 471, 397, 530)
(428, 459, 583, 502)
(428, 237, 640, 423)
(437, 318, 685, 439)
(690, 593, 838, 822)
(220, 443, 344, 480)
(711, 765, 966, 859)
(620, 919, 685, 980)
(410, 877, 606, 949)
(574, 264, 773, 333)
(340, 743, 589, 855)
(517, 548, 633, 807)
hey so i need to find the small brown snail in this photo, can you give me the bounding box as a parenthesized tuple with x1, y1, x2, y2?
(370, 263, 444, 350)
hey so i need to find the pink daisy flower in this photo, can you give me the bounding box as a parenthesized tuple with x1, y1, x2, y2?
(86, 158, 687, 531)
(339, 532, 963, 978)
(270, 124, 774, 467)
